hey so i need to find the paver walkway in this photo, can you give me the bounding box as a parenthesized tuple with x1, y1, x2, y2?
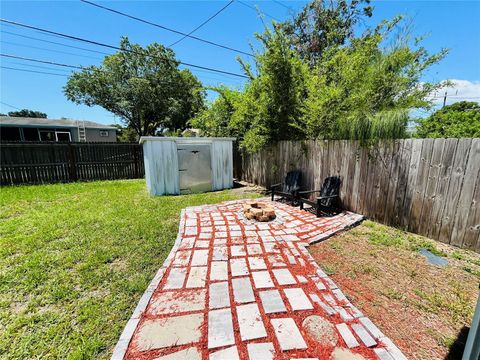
(113, 199, 406, 360)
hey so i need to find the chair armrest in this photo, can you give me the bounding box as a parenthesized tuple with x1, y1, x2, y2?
(316, 194, 339, 200)
(270, 183, 282, 189)
(298, 189, 321, 195)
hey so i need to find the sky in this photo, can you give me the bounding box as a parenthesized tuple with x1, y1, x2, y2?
(1, 0, 479, 126)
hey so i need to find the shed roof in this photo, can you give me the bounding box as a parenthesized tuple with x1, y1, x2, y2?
(0, 116, 116, 129)
(139, 136, 236, 144)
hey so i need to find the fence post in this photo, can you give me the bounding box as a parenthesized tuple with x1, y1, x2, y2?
(133, 145, 139, 178)
(67, 143, 77, 182)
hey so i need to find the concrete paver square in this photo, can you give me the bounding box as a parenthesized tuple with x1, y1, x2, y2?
(148, 289, 206, 315)
(186, 266, 208, 288)
(271, 318, 307, 351)
(252, 270, 275, 289)
(259, 290, 286, 314)
(236, 303, 267, 341)
(247, 342, 275, 360)
(208, 308, 235, 349)
(135, 313, 203, 351)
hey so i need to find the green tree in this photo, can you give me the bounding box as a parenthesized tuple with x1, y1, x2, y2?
(192, 5, 447, 152)
(279, 0, 373, 67)
(192, 27, 308, 152)
(7, 109, 47, 118)
(300, 17, 448, 142)
(110, 124, 138, 142)
(64, 37, 205, 137)
(415, 101, 480, 138)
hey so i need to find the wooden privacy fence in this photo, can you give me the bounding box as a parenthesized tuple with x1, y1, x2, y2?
(240, 139, 480, 252)
(1, 142, 144, 185)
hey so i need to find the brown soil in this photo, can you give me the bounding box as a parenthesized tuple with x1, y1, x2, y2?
(309, 221, 480, 360)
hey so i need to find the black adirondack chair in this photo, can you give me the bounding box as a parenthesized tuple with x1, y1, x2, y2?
(299, 176, 341, 217)
(270, 170, 302, 204)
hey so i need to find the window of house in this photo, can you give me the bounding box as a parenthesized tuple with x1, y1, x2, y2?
(23, 128, 40, 141)
(39, 130, 56, 141)
(0, 127, 21, 141)
(55, 131, 71, 142)
(99, 130, 109, 137)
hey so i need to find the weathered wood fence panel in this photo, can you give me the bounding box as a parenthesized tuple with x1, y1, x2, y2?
(239, 139, 480, 252)
(1, 142, 144, 185)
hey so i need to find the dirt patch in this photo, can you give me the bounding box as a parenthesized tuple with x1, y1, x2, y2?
(309, 221, 479, 359)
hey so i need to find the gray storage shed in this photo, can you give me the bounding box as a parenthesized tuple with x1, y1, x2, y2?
(140, 137, 235, 196)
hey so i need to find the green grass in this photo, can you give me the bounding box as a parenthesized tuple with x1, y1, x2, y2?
(363, 220, 448, 257)
(0, 180, 259, 359)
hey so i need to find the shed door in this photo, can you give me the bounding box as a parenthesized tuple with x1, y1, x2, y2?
(177, 144, 212, 194)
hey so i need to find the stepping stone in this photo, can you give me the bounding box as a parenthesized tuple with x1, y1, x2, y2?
(331, 348, 366, 360)
(135, 313, 203, 351)
(302, 315, 338, 346)
(297, 275, 308, 284)
(172, 250, 192, 267)
(208, 308, 235, 349)
(358, 317, 384, 339)
(149, 289, 206, 315)
(272, 268, 296, 285)
(271, 318, 307, 351)
(284, 288, 313, 310)
(232, 277, 255, 303)
(334, 306, 354, 321)
(209, 345, 240, 360)
(230, 230, 243, 238)
(156, 347, 201, 360)
(212, 246, 228, 261)
(259, 290, 286, 314)
(248, 256, 267, 270)
(335, 323, 359, 348)
(186, 266, 208, 288)
(230, 258, 249, 277)
(191, 249, 209, 266)
(231, 245, 246, 257)
(247, 342, 274, 360)
(164, 268, 187, 289)
(309, 294, 336, 316)
(267, 254, 285, 267)
(210, 261, 228, 281)
(252, 270, 275, 289)
(209, 282, 230, 309)
(373, 348, 394, 360)
(236, 303, 267, 341)
(247, 244, 263, 255)
(351, 323, 377, 347)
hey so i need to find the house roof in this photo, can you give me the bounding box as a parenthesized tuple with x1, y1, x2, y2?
(0, 116, 117, 130)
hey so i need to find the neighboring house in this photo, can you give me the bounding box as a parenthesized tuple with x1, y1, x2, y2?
(0, 117, 117, 142)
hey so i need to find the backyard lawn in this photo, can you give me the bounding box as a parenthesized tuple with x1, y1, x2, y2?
(1, 179, 478, 359)
(0, 180, 259, 359)
(310, 221, 480, 359)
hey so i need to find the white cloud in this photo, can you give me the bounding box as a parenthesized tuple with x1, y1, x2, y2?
(428, 79, 480, 105)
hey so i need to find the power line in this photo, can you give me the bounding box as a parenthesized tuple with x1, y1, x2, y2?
(80, 0, 253, 57)
(237, 1, 281, 21)
(0, 18, 249, 79)
(1, 54, 83, 70)
(1, 30, 112, 55)
(1, 40, 103, 60)
(170, 0, 234, 47)
(0, 101, 21, 110)
(1, 66, 69, 77)
(273, 0, 293, 11)
(2, 60, 71, 74)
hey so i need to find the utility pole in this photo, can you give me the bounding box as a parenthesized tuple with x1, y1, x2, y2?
(443, 91, 447, 108)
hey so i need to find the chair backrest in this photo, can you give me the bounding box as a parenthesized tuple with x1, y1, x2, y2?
(283, 170, 302, 194)
(319, 176, 341, 206)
